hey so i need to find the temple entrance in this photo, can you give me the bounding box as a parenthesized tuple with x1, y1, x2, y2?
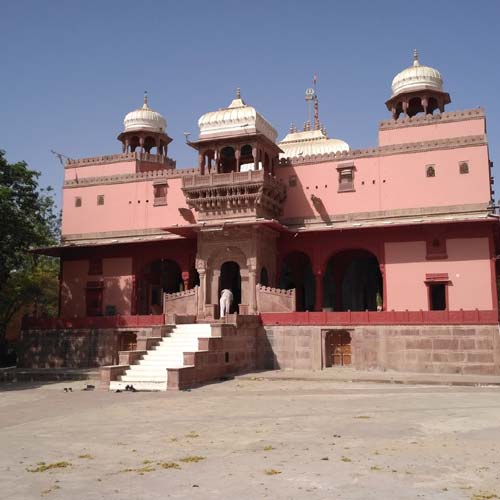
(139, 259, 182, 314)
(325, 330, 352, 367)
(280, 252, 315, 311)
(219, 261, 241, 313)
(322, 250, 382, 311)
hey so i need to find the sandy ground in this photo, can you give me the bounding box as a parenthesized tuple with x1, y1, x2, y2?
(0, 376, 499, 500)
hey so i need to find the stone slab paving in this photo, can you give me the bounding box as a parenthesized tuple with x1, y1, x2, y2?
(0, 377, 499, 499)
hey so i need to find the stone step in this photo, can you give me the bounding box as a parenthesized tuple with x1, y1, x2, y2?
(121, 374, 170, 382)
(110, 380, 167, 392)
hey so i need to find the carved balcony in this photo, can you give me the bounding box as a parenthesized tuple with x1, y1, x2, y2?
(181, 170, 286, 220)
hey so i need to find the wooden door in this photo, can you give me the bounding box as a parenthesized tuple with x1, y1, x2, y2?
(329, 331, 352, 366)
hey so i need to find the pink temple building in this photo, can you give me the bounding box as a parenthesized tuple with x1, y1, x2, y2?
(22, 51, 500, 389)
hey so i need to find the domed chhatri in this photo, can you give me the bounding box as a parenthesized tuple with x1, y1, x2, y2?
(117, 92, 172, 156)
(386, 50, 451, 120)
(123, 92, 167, 133)
(197, 88, 278, 143)
(279, 125, 349, 160)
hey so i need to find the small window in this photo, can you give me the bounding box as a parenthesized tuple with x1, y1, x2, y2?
(426, 165, 436, 177)
(75, 197, 82, 207)
(97, 194, 105, 206)
(153, 182, 168, 206)
(88, 258, 102, 275)
(426, 237, 447, 260)
(288, 175, 297, 187)
(429, 283, 446, 310)
(459, 161, 469, 174)
(337, 162, 356, 192)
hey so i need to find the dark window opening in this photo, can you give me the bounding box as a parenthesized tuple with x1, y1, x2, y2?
(337, 163, 356, 192)
(97, 194, 104, 206)
(75, 197, 82, 207)
(429, 283, 446, 311)
(153, 183, 168, 206)
(459, 162, 469, 174)
(88, 258, 102, 275)
(426, 165, 436, 177)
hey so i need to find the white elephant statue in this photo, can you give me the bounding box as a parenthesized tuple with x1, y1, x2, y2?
(219, 289, 234, 318)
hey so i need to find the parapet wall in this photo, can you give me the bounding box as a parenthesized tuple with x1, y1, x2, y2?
(259, 324, 500, 375)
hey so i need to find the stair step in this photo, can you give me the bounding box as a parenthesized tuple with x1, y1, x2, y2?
(110, 380, 167, 392)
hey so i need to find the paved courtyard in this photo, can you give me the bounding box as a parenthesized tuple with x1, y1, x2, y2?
(1, 375, 499, 499)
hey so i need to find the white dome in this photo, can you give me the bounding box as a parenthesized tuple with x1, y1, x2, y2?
(198, 89, 278, 142)
(123, 94, 167, 133)
(391, 50, 444, 97)
(278, 128, 349, 159)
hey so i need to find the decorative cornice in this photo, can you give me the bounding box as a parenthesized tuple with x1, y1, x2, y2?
(65, 152, 176, 169)
(379, 108, 485, 130)
(64, 167, 199, 188)
(277, 134, 487, 167)
(280, 202, 492, 230)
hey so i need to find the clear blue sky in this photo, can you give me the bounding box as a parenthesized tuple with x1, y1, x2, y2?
(2, 0, 500, 208)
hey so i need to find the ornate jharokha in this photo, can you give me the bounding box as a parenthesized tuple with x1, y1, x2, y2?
(182, 170, 286, 220)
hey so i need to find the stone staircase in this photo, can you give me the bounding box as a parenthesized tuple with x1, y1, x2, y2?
(109, 323, 213, 391)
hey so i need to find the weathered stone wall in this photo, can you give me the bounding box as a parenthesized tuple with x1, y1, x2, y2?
(351, 325, 500, 375)
(18, 329, 120, 368)
(260, 325, 500, 375)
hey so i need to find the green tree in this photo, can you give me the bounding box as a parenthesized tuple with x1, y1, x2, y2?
(0, 150, 59, 364)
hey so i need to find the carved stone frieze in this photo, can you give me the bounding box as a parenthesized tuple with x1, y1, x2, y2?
(182, 170, 286, 220)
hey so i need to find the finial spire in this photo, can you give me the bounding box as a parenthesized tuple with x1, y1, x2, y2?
(143, 90, 149, 108)
(413, 48, 419, 67)
(236, 87, 241, 99)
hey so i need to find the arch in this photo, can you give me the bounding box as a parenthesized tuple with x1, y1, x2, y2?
(407, 97, 423, 117)
(279, 252, 315, 311)
(220, 146, 236, 173)
(260, 267, 269, 286)
(322, 249, 382, 311)
(219, 261, 241, 313)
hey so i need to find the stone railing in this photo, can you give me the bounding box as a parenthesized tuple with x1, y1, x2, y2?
(182, 169, 281, 189)
(379, 108, 485, 130)
(164, 287, 199, 317)
(278, 134, 487, 167)
(65, 152, 176, 169)
(64, 167, 199, 187)
(256, 285, 296, 313)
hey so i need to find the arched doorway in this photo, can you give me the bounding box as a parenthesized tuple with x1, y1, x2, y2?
(323, 250, 382, 311)
(139, 259, 182, 314)
(279, 252, 315, 311)
(260, 267, 269, 286)
(219, 261, 241, 313)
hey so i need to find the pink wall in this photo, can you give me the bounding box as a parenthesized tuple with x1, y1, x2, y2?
(102, 258, 132, 315)
(385, 237, 492, 310)
(61, 258, 133, 317)
(61, 260, 87, 317)
(62, 177, 194, 236)
(378, 118, 486, 146)
(277, 145, 490, 220)
(64, 161, 137, 181)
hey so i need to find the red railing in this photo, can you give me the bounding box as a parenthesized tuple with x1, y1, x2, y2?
(22, 315, 165, 330)
(260, 310, 499, 326)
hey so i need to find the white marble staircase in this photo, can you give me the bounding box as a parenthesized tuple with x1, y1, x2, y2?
(109, 323, 212, 392)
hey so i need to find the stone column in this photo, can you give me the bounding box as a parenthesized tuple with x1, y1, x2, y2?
(197, 269, 206, 318)
(181, 271, 190, 291)
(139, 136, 145, 154)
(402, 100, 409, 118)
(248, 266, 257, 314)
(314, 269, 324, 312)
(235, 149, 241, 172)
(252, 145, 258, 171)
(198, 152, 205, 175)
